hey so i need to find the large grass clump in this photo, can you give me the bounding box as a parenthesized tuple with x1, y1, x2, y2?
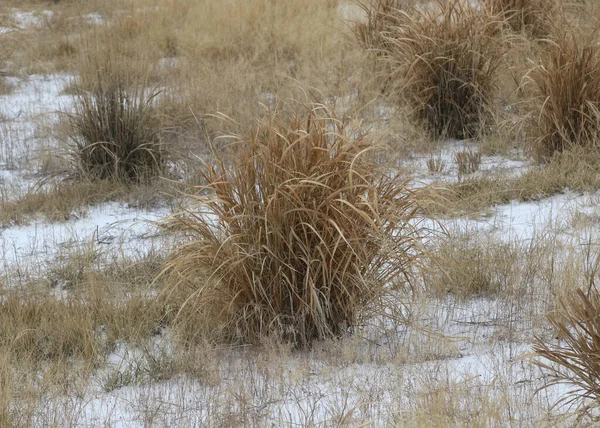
(67, 67, 164, 183)
(162, 104, 429, 347)
(527, 31, 600, 161)
(360, 0, 506, 139)
(534, 285, 600, 423)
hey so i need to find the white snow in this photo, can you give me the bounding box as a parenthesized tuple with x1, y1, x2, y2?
(0, 202, 169, 266)
(0, 18, 591, 425)
(10, 9, 53, 29)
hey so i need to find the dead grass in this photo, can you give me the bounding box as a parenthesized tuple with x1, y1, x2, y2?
(6, 0, 600, 425)
(427, 232, 520, 298)
(482, 0, 559, 37)
(0, 180, 125, 226)
(161, 103, 432, 347)
(358, 0, 507, 139)
(534, 285, 600, 423)
(421, 149, 600, 216)
(354, 0, 413, 53)
(67, 52, 165, 183)
(0, 248, 181, 425)
(455, 148, 482, 177)
(423, 226, 567, 304)
(526, 29, 600, 161)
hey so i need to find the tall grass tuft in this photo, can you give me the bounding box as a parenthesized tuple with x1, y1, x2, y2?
(161, 103, 429, 347)
(67, 63, 164, 183)
(482, 0, 555, 37)
(364, 0, 506, 139)
(354, 0, 409, 53)
(527, 31, 600, 161)
(534, 285, 600, 423)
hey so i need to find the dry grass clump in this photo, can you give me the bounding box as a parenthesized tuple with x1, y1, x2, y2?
(426, 156, 446, 174)
(527, 31, 600, 161)
(354, 0, 411, 53)
(455, 148, 482, 177)
(162, 103, 430, 347)
(426, 231, 521, 298)
(365, 0, 506, 139)
(534, 285, 600, 423)
(482, 0, 557, 37)
(67, 55, 165, 183)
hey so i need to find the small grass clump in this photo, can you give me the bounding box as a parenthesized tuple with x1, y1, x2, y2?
(420, 149, 600, 217)
(426, 231, 523, 298)
(67, 63, 164, 183)
(455, 148, 482, 177)
(162, 103, 430, 348)
(527, 31, 600, 161)
(426, 156, 446, 174)
(367, 0, 506, 139)
(534, 285, 600, 423)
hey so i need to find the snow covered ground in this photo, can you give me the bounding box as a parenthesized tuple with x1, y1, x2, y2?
(0, 70, 591, 426)
(1, 4, 596, 425)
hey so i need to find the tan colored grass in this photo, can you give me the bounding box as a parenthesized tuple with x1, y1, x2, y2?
(455, 148, 482, 177)
(421, 149, 600, 217)
(0, 180, 126, 226)
(161, 102, 432, 347)
(66, 49, 166, 183)
(527, 29, 600, 161)
(481, 0, 560, 37)
(360, 0, 507, 139)
(354, 0, 414, 53)
(534, 285, 600, 423)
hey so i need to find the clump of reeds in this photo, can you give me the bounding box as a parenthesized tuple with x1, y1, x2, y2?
(161, 103, 429, 347)
(534, 286, 600, 423)
(359, 0, 506, 139)
(527, 31, 600, 161)
(67, 58, 164, 183)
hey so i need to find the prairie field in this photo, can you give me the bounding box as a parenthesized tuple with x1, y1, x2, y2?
(2, 0, 600, 426)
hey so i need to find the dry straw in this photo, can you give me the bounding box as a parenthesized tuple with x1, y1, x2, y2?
(67, 55, 164, 183)
(357, 0, 506, 139)
(161, 103, 431, 347)
(527, 29, 600, 161)
(534, 286, 600, 423)
(482, 0, 556, 37)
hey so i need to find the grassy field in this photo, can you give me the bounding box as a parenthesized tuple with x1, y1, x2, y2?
(2, 0, 600, 426)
